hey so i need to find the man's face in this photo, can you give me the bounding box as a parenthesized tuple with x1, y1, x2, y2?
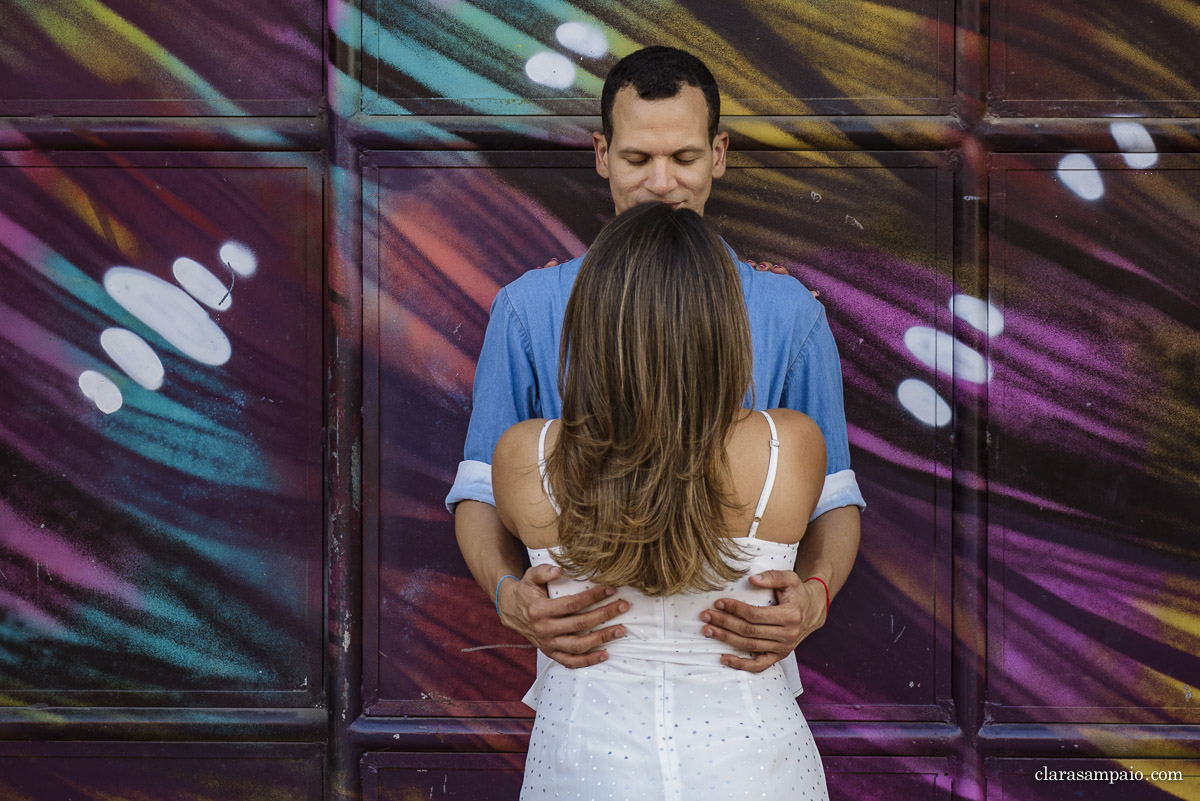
(594, 85, 729, 215)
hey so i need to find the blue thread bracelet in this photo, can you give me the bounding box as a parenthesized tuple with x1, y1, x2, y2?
(494, 574, 519, 616)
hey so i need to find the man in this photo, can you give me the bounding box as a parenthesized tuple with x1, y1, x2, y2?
(446, 47, 863, 687)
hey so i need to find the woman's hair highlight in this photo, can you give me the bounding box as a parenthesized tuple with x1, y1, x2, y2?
(545, 202, 754, 595)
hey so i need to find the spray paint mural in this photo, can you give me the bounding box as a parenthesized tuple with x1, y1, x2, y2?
(2, 0, 1199, 800)
(0, 150, 326, 795)
(0, 0, 323, 116)
(987, 153, 1200, 721)
(0, 152, 324, 700)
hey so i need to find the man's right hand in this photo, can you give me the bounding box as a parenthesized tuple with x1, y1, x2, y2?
(497, 563, 629, 668)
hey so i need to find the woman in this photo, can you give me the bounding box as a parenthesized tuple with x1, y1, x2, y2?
(493, 202, 830, 800)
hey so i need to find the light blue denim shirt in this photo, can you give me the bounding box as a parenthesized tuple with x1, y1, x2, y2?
(446, 250, 864, 518)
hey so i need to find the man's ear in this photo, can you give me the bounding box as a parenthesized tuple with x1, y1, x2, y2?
(711, 131, 729, 179)
(593, 131, 610, 179)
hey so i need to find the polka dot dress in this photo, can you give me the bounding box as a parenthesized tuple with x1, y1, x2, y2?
(521, 543, 829, 801)
(521, 413, 830, 800)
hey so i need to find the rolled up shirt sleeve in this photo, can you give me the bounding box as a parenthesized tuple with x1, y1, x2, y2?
(783, 306, 866, 519)
(446, 459, 494, 510)
(445, 288, 538, 513)
(811, 468, 863, 521)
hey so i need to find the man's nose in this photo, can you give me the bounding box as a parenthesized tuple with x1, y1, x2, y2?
(645, 159, 677, 195)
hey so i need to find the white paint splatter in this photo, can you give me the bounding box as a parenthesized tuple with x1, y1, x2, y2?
(949, 294, 1004, 337)
(1057, 153, 1104, 200)
(100, 328, 164, 390)
(103, 267, 231, 366)
(1110, 122, 1158, 169)
(173, 257, 232, 311)
(525, 52, 575, 90)
(78, 370, 123, 414)
(219, 241, 257, 277)
(897, 378, 951, 427)
(555, 22, 607, 58)
(903, 326, 992, 384)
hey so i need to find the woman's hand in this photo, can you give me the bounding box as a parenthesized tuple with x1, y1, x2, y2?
(748, 261, 822, 298)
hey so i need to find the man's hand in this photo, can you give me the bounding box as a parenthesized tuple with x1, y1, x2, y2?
(698, 570, 827, 673)
(498, 563, 629, 669)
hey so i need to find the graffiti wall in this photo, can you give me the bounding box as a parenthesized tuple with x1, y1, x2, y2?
(1, 1, 1198, 799)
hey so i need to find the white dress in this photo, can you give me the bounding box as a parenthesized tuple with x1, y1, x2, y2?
(521, 411, 829, 801)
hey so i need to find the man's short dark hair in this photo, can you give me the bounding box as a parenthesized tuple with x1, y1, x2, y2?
(600, 47, 720, 144)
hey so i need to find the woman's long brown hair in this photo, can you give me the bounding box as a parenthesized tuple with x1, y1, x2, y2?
(545, 202, 754, 595)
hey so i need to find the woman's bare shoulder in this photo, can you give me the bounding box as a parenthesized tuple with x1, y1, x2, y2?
(493, 419, 553, 537)
(765, 408, 827, 478)
(493, 418, 550, 466)
(764, 408, 824, 443)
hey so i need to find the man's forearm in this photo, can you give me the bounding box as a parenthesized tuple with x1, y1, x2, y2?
(455, 499, 526, 601)
(794, 505, 860, 605)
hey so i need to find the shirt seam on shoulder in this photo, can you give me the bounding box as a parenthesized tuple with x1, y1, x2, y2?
(499, 286, 537, 363)
(784, 302, 824, 378)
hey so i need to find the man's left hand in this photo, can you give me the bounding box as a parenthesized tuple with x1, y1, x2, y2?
(698, 570, 827, 673)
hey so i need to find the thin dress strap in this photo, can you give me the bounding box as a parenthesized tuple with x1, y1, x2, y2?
(537, 419, 562, 515)
(746, 410, 780, 539)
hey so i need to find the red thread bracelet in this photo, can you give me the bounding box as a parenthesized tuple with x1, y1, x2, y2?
(803, 576, 829, 614)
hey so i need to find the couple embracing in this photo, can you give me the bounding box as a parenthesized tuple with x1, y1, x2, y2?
(445, 46, 864, 800)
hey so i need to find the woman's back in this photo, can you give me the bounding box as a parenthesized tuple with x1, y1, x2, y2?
(497, 405, 825, 670)
(495, 406, 826, 553)
(494, 407, 830, 801)
(526, 540, 800, 669)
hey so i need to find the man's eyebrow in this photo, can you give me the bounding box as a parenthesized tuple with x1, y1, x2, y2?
(616, 146, 705, 156)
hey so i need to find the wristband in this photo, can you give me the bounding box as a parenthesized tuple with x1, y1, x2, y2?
(494, 574, 519, 616)
(803, 576, 830, 614)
